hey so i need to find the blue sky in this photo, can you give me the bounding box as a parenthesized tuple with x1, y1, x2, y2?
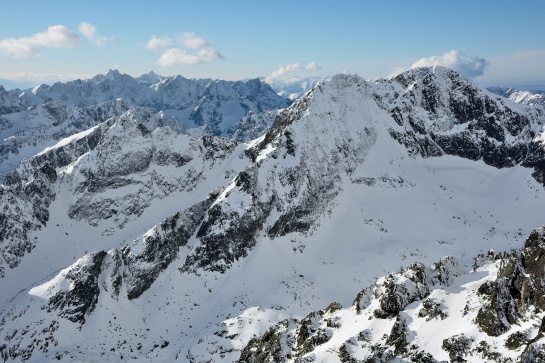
(0, 0, 544, 87)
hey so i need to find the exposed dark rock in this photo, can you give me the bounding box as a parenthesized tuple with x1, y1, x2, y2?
(48, 251, 107, 325)
(518, 341, 545, 363)
(294, 311, 332, 357)
(372, 258, 462, 319)
(504, 331, 528, 350)
(418, 298, 448, 321)
(475, 228, 545, 336)
(123, 195, 216, 299)
(237, 318, 297, 363)
(385, 315, 408, 356)
(441, 334, 473, 362)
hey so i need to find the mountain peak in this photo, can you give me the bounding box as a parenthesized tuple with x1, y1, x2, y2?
(136, 70, 165, 86)
(105, 68, 121, 77)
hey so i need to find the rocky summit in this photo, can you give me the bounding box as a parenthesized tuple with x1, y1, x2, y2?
(1, 66, 545, 362)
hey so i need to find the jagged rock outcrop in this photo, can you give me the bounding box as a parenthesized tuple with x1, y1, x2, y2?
(0, 98, 130, 179)
(238, 227, 545, 362)
(122, 194, 218, 299)
(475, 228, 545, 337)
(238, 256, 464, 362)
(377, 67, 545, 184)
(0, 85, 24, 115)
(239, 228, 545, 362)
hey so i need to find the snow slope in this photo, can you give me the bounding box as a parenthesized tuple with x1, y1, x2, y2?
(1, 67, 545, 362)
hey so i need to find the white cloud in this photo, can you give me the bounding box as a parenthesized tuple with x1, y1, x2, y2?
(157, 48, 202, 66)
(178, 32, 207, 50)
(146, 36, 173, 51)
(305, 61, 318, 70)
(0, 25, 80, 58)
(411, 49, 489, 78)
(78, 21, 113, 46)
(78, 22, 96, 40)
(151, 32, 223, 67)
(265, 62, 320, 83)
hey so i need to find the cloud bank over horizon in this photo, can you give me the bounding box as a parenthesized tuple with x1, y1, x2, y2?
(265, 62, 320, 83)
(0, 25, 80, 58)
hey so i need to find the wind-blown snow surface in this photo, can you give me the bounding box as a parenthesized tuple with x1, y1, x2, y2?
(1, 67, 545, 362)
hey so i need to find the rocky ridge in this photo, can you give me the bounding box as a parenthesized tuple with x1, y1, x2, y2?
(0, 110, 241, 287)
(238, 227, 545, 362)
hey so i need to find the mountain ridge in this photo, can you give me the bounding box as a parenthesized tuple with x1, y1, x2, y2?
(0, 70, 291, 179)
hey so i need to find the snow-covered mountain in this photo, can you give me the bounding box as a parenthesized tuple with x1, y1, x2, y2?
(0, 70, 290, 179)
(1, 66, 545, 362)
(487, 86, 545, 107)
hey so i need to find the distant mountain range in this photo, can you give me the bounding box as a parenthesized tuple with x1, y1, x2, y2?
(263, 75, 324, 100)
(487, 86, 545, 106)
(1, 66, 545, 362)
(0, 70, 291, 179)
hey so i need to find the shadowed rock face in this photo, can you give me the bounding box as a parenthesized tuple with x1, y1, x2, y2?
(475, 229, 545, 337)
(48, 251, 108, 325)
(123, 194, 218, 300)
(383, 68, 545, 185)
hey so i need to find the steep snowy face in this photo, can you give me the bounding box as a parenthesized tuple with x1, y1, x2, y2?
(186, 68, 545, 276)
(0, 98, 130, 179)
(0, 110, 244, 301)
(0, 86, 25, 115)
(1, 67, 545, 362)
